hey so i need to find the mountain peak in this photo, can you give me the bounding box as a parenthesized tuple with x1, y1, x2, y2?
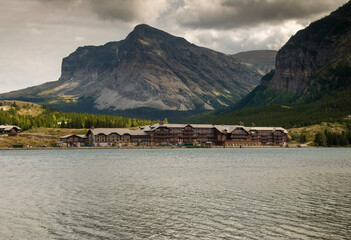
(127, 24, 173, 40)
(133, 24, 154, 31)
(0, 24, 262, 120)
(331, 1, 351, 18)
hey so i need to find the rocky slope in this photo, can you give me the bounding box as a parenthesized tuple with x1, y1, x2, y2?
(233, 50, 277, 75)
(0, 24, 261, 118)
(269, 2, 351, 95)
(183, 1, 351, 125)
(236, 1, 351, 108)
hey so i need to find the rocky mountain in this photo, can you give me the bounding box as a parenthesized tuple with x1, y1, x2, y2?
(0, 24, 261, 119)
(183, 1, 351, 126)
(233, 50, 277, 75)
(237, 1, 351, 108)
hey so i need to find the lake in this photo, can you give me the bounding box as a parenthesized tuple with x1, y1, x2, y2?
(0, 148, 350, 239)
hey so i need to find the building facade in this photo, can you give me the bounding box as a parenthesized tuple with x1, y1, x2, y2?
(77, 124, 288, 147)
(86, 128, 151, 147)
(59, 134, 89, 147)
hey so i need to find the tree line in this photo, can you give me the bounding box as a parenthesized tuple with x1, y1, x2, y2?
(0, 107, 157, 131)
(314, 125, 351, 147)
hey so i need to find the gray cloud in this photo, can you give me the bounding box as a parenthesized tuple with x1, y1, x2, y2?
(88, 1, 143, 22)
(0, 0, 348, 93)
(36, 0, 170, 23)
(88, 0, 168, 22)
(175, 0, 347, 29)
(182, 21, 301, 54)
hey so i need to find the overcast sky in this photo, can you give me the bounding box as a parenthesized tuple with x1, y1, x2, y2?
(0, 0, 348, 93)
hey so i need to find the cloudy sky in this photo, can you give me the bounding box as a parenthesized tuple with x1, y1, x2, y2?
(0, 0, 348, 93)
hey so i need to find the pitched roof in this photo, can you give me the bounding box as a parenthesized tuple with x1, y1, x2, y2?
(60, 134, 87, 139)
(0, 125, 21, 131)
(129, 129, 148, 136)
(88, 125, 288, 135)
(88, 128, 148, 136)
(213, 125, 246, 133)
(248, 127, 288, 134)
(188, 124, 215, 128)
(89, 128, 131, 135)
(147, 123, 218, 130)
(143, 124, 288, 134)
(150, 123, 186, 128)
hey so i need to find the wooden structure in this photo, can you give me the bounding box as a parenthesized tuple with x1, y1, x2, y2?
(86, 128, 151, 147)
(59, 134, 89, 147)
(143, 124, 216, 146)
(142, 124, 287, 147)
(0, 125, 21, 136)
(60, 124, 288, 147)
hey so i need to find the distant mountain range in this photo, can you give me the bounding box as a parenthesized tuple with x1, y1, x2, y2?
(0, 24, 266, 120)
(232, 50, 276, 75)
(185, 1, 351, 127)
(237, 1, 351, 109)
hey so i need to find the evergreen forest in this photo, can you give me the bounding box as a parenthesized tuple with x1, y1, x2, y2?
(0, 102, 156, 131)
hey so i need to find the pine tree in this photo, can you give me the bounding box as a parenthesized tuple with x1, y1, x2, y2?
(299, 133, 307, 143)
(314, 132, 327, 146)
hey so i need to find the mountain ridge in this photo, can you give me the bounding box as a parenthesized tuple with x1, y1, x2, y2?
(233, 1, 351, 109)
(183, 1, 351, 126)
(233, 50, 277, 75)
(0, 24, 262, 120)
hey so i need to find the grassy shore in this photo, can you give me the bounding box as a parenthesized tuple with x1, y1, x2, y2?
(1, 122, 350, 149)
(0, 128, 87, 149)
(0, 127, 286, 149)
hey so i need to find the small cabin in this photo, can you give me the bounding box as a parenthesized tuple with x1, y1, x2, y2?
(59, 134, 89, 147)
(0, 125, 21, 136)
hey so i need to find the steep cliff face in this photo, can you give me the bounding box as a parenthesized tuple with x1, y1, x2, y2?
(0, 24, 261, 115)
(195, 2, 351, 125)
(268, 2, 351, 94)
(235, 1, 351, 109)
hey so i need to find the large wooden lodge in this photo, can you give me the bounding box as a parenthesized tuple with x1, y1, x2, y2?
(60, 124, 288, 147)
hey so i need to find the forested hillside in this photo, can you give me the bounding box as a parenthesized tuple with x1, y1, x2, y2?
(0, 101, 156, 131)
(184, 2, 351, 129)
(0, 24, 261, 121)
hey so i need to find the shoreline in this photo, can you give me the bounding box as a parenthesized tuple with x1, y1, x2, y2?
(0, 145, 315, 150)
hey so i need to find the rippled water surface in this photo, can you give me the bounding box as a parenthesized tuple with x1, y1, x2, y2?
(1, 148, 351, 239)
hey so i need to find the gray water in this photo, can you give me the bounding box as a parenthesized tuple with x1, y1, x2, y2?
(0, 148, 350, 239)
